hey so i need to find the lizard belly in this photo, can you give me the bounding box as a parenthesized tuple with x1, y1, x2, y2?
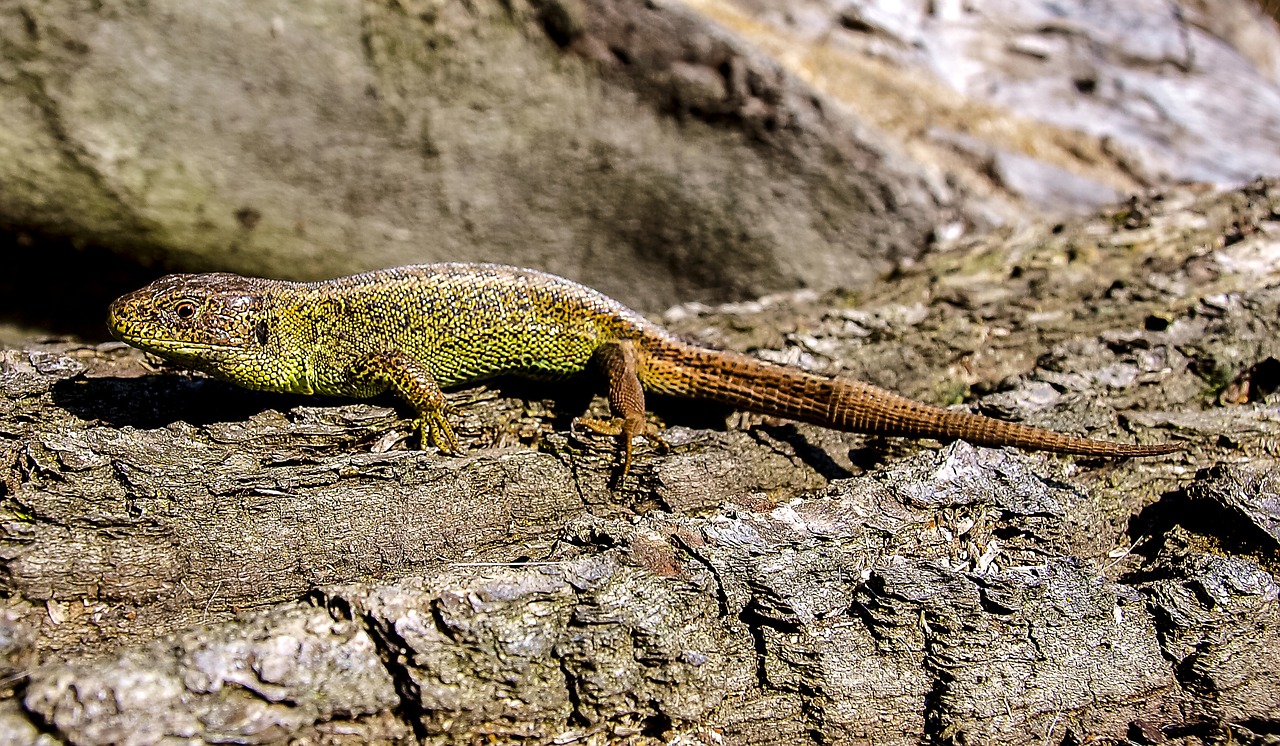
(426, 323, 603, 387)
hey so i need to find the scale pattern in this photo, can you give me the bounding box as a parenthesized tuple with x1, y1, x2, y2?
(301, 264, 659, 393)
(108, 263, 1179, 460)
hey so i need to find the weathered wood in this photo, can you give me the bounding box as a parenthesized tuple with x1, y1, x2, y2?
(2, 181, 1279, 743)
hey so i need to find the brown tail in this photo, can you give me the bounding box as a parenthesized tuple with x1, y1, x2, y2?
(639, 339, 1178, 457)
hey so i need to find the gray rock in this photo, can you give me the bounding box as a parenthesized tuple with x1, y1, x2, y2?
(0, 0, 944, 312)
(719, 0, 1280, 205)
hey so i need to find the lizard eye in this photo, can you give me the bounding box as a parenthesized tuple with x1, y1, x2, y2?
(175, 301, 197, 319)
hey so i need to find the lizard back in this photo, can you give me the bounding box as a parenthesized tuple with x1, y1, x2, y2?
(297, 264, 658, 394)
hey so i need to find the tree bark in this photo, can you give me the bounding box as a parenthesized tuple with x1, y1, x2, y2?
(2, 181, 1279, 743)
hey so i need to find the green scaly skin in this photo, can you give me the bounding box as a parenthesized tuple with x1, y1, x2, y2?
(108, 263, 1180, 472)
(108, 264, 663, 456)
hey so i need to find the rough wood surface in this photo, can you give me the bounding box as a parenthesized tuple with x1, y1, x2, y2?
(1, 181, 1279, 743)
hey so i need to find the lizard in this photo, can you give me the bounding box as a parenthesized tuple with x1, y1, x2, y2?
(107, 263, 1180, 473)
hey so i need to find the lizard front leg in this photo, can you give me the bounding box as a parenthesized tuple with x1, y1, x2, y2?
(576, 339, 666, 475)
(350, 351, 461, 455)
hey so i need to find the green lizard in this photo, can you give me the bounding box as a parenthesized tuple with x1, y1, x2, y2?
(107, 263, 1178, 472)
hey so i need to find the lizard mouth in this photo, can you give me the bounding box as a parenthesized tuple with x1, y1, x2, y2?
(113, 334, 245, 353)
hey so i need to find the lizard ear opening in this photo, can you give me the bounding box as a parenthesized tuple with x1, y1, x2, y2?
(255, 320, 270, 346)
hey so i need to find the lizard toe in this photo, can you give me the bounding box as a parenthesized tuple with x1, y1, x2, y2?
(418, 413, 462, 456)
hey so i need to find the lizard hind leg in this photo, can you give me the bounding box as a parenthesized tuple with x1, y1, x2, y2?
(350, 350, 461, 455)
(575, 339, 666, 476)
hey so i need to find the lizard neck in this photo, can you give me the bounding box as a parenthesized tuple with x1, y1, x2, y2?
(233, 281, 319, 395)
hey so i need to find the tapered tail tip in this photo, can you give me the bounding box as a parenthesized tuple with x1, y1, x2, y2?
(1105, 441, 1182, 457)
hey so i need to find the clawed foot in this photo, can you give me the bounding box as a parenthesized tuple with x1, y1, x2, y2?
(410, 401, 665, 474)
(574, 414, 667, 476)
(414, 404, 461, 456)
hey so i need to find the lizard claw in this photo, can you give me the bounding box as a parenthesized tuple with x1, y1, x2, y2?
(417, 410, 461, 456)
(574, 415, 665, 476)
(574, 416, 624, 437)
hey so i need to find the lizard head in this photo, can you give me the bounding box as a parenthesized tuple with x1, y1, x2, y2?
(108, 273, 308, 391)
